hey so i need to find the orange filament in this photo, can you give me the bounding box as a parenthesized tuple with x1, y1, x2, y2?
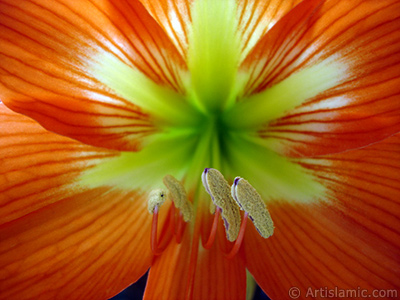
(202, 207, 221, 249)
(175, 211, 185, 244)
(201, 207, 248, 258)
(151, 206, 165, 255)
(225, 211, 248, 259)
(151, 205, 173, 255)
(151, 204, 187, 255)
(169, 203, 176, 234)
(151, 206, 162, 255)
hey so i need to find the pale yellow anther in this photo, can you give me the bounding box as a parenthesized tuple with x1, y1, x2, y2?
(163, 175, 193, 222)
(148, 188, 167, 214)
(231, 178, 274, 238)
(202, 168, 241, 242)
(209, 201, 216, 215)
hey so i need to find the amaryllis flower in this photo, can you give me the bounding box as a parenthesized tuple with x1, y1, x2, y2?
(0, 0, 399, 299)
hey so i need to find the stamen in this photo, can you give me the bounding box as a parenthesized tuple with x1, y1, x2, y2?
(148, 177, 192, 253)
(151, 204, 177, 255)
(202, 168, 241, 242)
(203, 207, 221, 249)
(231, 177, 274, 238)
(148, 189, 172, 255)
(150, 206, 163, 255)
(169, 203, 176, 234)
(163, 175, 193, 222)
(147, 188, 167, 214)
(209, 200, 216, 214)
(225, 211, 248, 259)
(175, 211, 185, 244)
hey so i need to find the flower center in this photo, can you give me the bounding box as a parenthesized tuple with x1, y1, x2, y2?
(81, 0, 329, 208)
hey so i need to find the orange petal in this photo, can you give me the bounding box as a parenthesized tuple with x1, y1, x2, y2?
(144, 206, 246, 300)
(0, 0, 186, 151)
(139, 0, 302, 60)
(193, 209, 246, 300)
(244, 134, 400, 299)
(192, 244, 246, 300)
(0, 103, 155, 299)
(0, 188, 154, 300)
(241, 0, 400, 156)
(144, 218, 192, 300)
(237, 0, 303, 59)
(0, 102, 117, 224)
(138, 0, 192, 58)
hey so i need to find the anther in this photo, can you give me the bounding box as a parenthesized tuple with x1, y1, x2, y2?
(148, 189, 167, 255)
(148, 175, 193, 255)
(163, 175, 193, 222)
(148, 188, 167, 214)
(202, 168, 241, 242)
(231, 177, 274, 238)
